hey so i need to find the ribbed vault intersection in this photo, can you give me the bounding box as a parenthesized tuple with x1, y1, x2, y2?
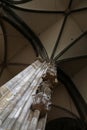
(0, 0, 87, 129)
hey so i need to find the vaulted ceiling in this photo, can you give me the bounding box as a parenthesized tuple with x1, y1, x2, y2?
(0, 0, 87, 90)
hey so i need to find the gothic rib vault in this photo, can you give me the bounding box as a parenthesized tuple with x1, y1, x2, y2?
(0, 0, 87, 130)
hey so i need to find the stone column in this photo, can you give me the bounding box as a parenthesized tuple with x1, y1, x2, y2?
(30, 62, 58, 130)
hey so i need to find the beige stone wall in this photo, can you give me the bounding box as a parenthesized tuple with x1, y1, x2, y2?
(73, 66, 87, 103)
(48, 83, 79, 121)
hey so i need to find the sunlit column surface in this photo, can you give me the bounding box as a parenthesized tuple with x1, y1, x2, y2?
(0, 60, 58, 130)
